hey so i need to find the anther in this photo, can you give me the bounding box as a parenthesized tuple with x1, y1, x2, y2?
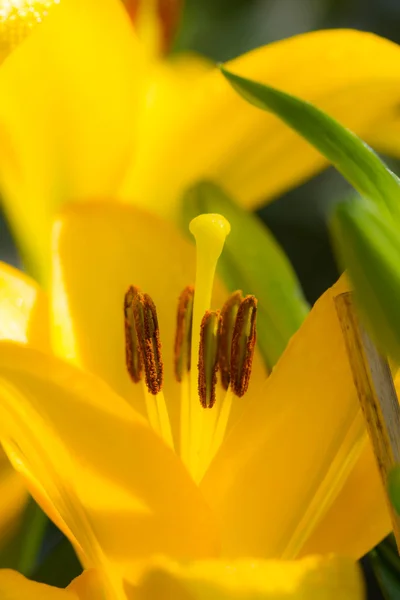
(132, 292, 164, 395)
(174, 286, 195, 382)
(218, 291, 243, 390)
(231, 295, 258, 397)
(124, 286, 142, 383)
(198, 311, 221, 409)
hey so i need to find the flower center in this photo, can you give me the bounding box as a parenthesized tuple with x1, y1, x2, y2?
(123, 214, 257, 482)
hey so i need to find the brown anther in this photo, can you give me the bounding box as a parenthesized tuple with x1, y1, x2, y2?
(231, 296, 257, 397)
(198, 310, 221, 409)
(174, 286, 194, 382)
(218, 291, 243, 390)
(124, 286, 142, 383)
(132, 292, 164, 395)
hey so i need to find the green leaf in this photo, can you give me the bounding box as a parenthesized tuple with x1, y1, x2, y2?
(331, 196, 400, 361)
(32, 537, 82, 588)
(220, 66, 400, 222)
(0, 498, 47, 576)
(370, 537, 400, 600)
(388, 466, 400, 515)
(181, 180, 309, 369)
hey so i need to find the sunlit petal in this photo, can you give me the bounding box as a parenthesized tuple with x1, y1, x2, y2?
(201, 276, 387, 559)
(0, 260, 49, 349)
(0, 342, 219, 584)
(0, 260, 50, 541)
(299, 441, 390, 557)
(67, 569, 104, 600)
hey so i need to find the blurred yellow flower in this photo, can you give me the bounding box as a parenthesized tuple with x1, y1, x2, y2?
(0, 201, 391, 597)
(0, 0, 400, 280)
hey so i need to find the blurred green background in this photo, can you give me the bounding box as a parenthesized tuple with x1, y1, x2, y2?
(1, 0, 400, 598)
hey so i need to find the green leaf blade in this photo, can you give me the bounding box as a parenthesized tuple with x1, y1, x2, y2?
(220, 66, 400, 222)
(332, 197, 400, 361)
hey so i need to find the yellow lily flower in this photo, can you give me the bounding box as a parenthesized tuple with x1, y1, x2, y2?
(0, 202, 391, 597)
(2, 0, 400, 281)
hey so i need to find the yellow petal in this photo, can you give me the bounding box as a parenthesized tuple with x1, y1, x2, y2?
(120, 53, 212, 212)
(51, 202, 198, 428)
(364, 111, 400, 158)
(0, 260, 50, 540)
(0, 569, 76, 599)
(200, 276, 386, 560)
(50, 202, 266, 443)
(0, 342, 219, 585)
(129, 555, 364, 600)
(67, 570, 104, 600)
(299, 441, 390, 557)
(0, 0, 142, 281)
(0, 260, 49, 349)
(121, 30, 400, 218)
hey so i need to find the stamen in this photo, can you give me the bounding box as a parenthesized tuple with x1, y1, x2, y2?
(219, 291, 243, 390)
(174, 286, 194, 382)
(125, 287, 174, 449)
(231, 295, 258, 397)
(132, 292, 163, 395)
(198, 311, 221, 409)
(124, 286, 142, 383)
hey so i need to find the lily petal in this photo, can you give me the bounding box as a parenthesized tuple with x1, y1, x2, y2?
(0, 569, 76, 599)
(365, 111, 400, 158)
(122, 30, 400, 218)
(0, 261, 50, 545)
(129, 555, 363, 600)
(0, 342, 219, 583)
(50, 202, 267, 441)
(0, 0, 141, 280)
(0, 261, 49, 349)
(201, 276, 387, 560)
(67, 570, 104, 600)
(299, 442, 390, 558)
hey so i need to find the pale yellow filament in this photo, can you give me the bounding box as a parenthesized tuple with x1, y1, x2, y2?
(142, 382, 174, 451)
(210, 386, 234, 459)
(180, 373, 190, 467)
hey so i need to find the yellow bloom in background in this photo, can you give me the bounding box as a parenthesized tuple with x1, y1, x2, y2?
(0, 201, 391, 597)
(1, 0, 400, 280)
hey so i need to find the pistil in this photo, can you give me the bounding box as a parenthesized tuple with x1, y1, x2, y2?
(188, 214, 230, 478)
(123, 214, 258, 480)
